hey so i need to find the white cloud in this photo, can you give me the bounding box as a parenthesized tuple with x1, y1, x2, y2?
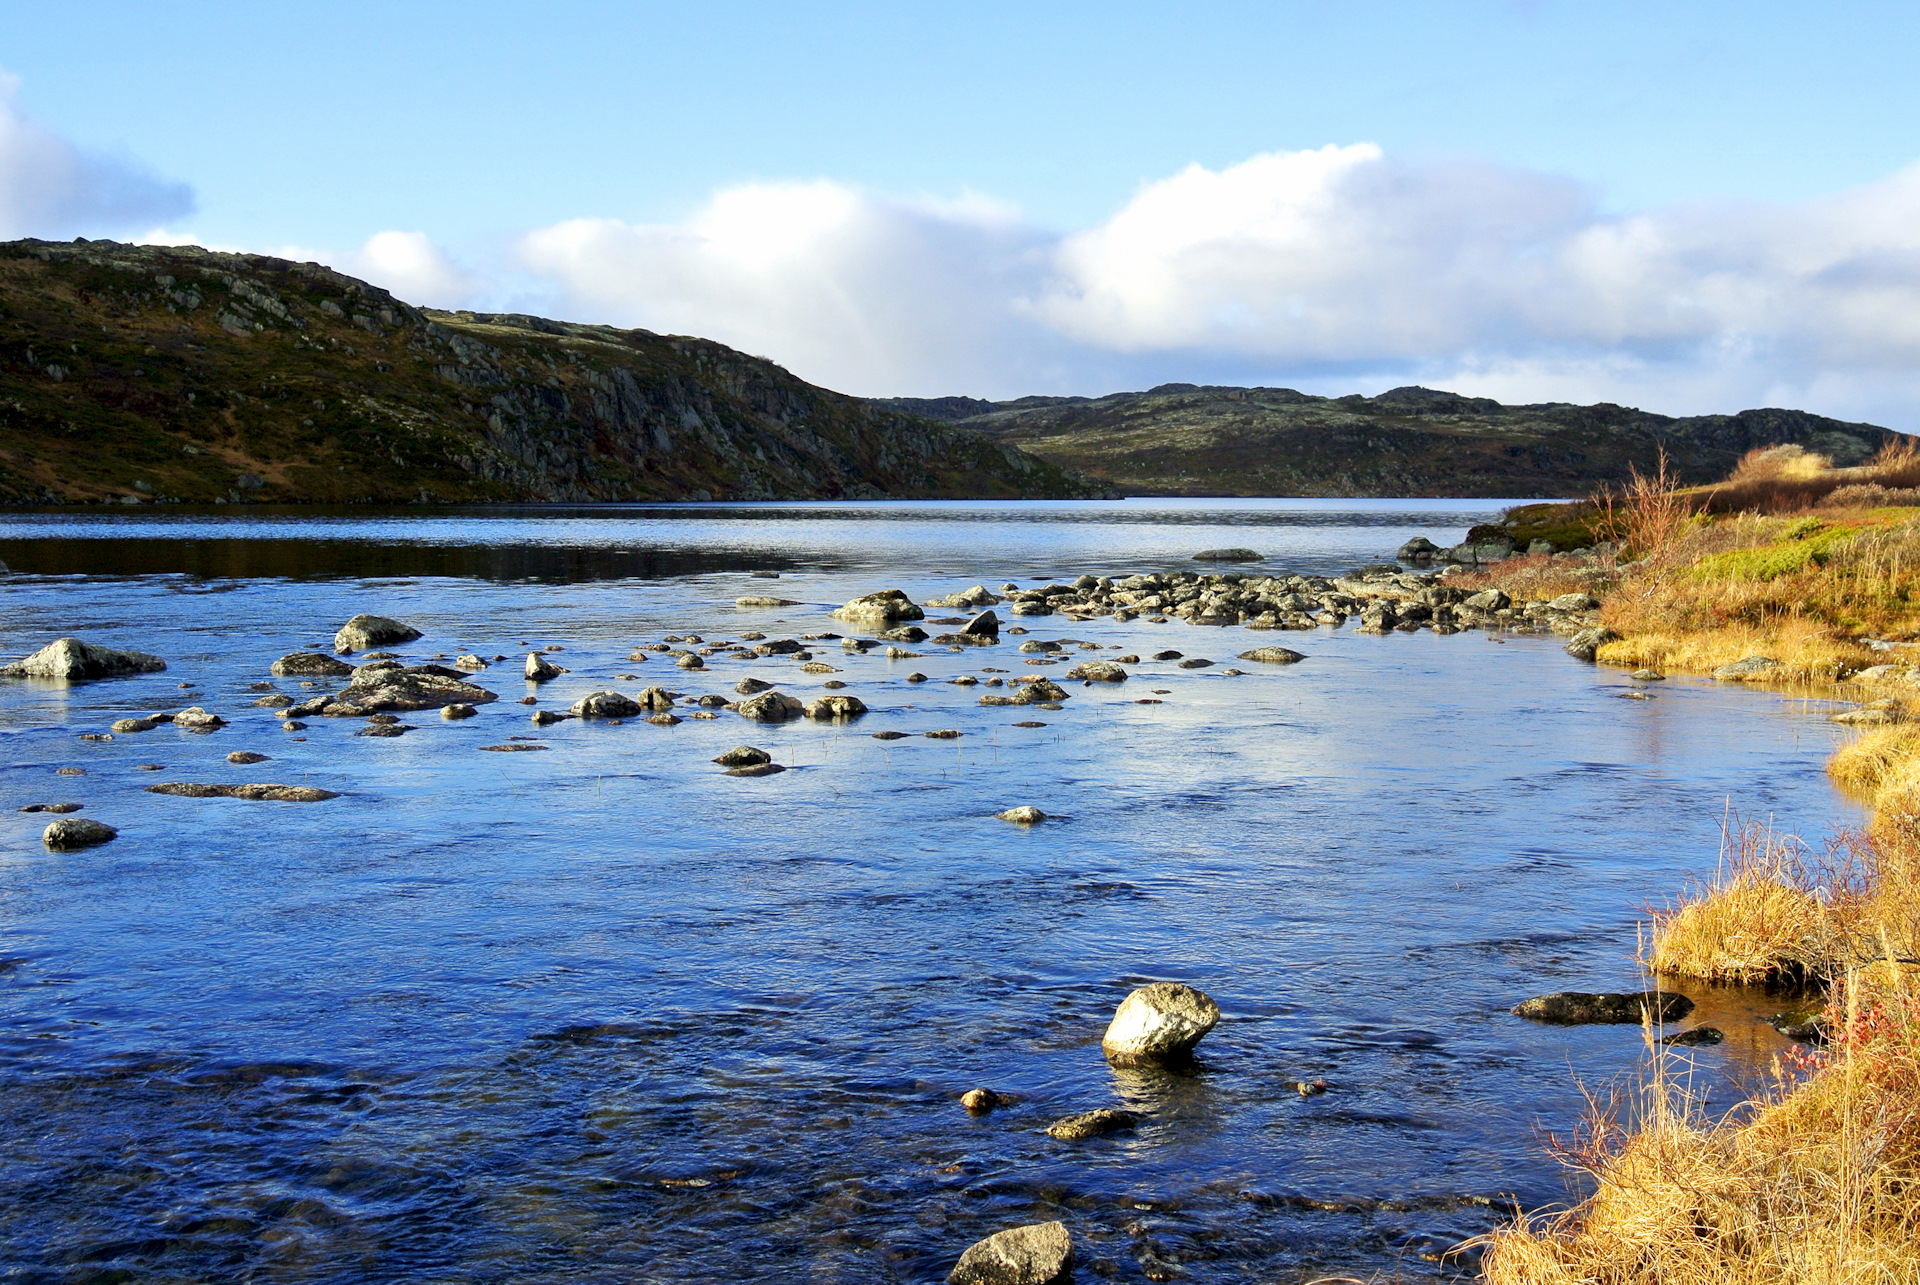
(0, 74, 193, 240)
(338, 230, 476, 307)
(507, 146, 1920, 426)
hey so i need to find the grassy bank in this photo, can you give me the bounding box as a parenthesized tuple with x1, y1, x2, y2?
(1472, 447, 1920, 1282)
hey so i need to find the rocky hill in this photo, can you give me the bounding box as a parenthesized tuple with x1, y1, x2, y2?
(0, 239, 1107, 505)
(871, 384, 1909, 497)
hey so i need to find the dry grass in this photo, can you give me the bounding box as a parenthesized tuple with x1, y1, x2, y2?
(1480, 951, 1920, 1283)
(1829, 726, 1920, 803)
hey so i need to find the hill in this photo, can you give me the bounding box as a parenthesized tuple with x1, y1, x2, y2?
(0, 239, 1108, 505)
(869, 383, 1910, 497)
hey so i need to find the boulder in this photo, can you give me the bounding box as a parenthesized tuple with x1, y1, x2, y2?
(1012, 679, 1068, 705)
(1512, 991, 1694, 1025)
(962, 610, 1001, 637)
(571, 691, 643, 719)
(996, 806, 1047, 824)
(804, 695, 868, 720)
(726, 762, 786, 777)
(676, 654, 705, 670)
(735, 690, 805, 722)
(1714, 656, 1780, 682)
(333, 614, 421, 654)
(1661, 1026, 1725, 1047)
(713, 746, 771, 767)
(1102, 982, 1221, 1065)
(1462, 589, 1510, 611)
(1191, 548, 1261, 562)
(1564, 628, 1619, 662)
(43, 817, 118, 849)
(442, 703, 477, 720)
(948, 1221, 1073, 1285)
(1237, 646, 1305, 665)
(736, 677, 774, 695)
(755, 638, 805, 655)
(172, 706, 227, 731)
(225, 751, 270, 765)
(736, 596, 801, 607)
(1398, 536, 1441, 561)
(831, 590, 925, 626)
(879, 625, 930, 643)
(961, 1088, 1003, 1113)
(1045, 1109, 1138, 1140)
(4, 637, 167, 680)
(271, 651, 353, 678)
(525, 653, 566, 682)
(454, 654, 489, 671)
(323, 666, 498, 714)
(1064, 661, 1127, 682)
(1549, 592, 1601, 612)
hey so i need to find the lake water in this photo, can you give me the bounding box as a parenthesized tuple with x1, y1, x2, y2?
(0, 500, 1863, 1283)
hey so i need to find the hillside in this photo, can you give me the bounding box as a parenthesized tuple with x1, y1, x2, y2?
(0, 239, 1107, 505)
(870, 383, 1909, 497)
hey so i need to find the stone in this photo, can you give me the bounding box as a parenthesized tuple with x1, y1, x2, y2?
(525, 653, 566, 682)
(1564, 628, 1619, 662)
(1549, 593, 1601, 612)
(1191, 548, 1261, 562)
(531, 709, 568, 727)
(871, 730, 908, 740)
(638, 687, 676, 710)
(571, 691, 643, 719)
(960, 1088, 1002, 1114)
(225, 751, 270, 764)
(1714, 656, 1780, 682)
(736, 596, 801, 607)
(252, 693, 294, 708)
(43, 817, 117, 849)
(712, 746, 771, 767)
(1237, 646, 1305, 665)
(145, 783, 340, 801)
(947, 1221, 1073, 1285)
(1463, 589, 1510, 611)
(962, 609, 1001, 637)
(1631, 669, 1666, 681)
(172, 706, 227, 731)
(322, 666, 498, 714)
(726, 762, 786, 777)
(1102, 982, 1221, 1065)
(676, 654, 705, 670)
(1398, 536, 1441, 561)
(924, 729, 961, 739)
(736, 678, 774, 695)
(735, 690, 805, 722)
(755, 638, 804, 655)
(1661, 1026, 1725, 1047)
(804, 695, 868, 720)
(442, 703, 477, 720)
(19, 803, 82, 814)
(1046, 1109, 1138, 1140)
(879, 625, 930, 643)
(996, 806, 1046, 824)
(1012, 679, 1068, 704)
(454, 654, 489, 671)
(3, 637, 168, 680)
(831, 589, 926, 626)
(1064, 661, 1127, 682)
(333, 614, 421, 654)
(1176, 658, 1213, 669)
(906, 672, 929, 683)
(110, 716, 160, 733)
(271, 651, 354, 677)
(479, 743, 548, 752)
(1512, 991, 1695, 1025)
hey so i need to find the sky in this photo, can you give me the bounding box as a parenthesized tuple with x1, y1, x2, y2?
(8, 1, 1920, 423)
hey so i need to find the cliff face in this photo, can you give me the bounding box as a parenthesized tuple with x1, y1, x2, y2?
(0, 239, 1107, 505)
(872, 384, 1911, 498)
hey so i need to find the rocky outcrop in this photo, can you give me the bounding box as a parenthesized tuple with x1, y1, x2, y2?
(1102, 982, 1221, 1066)
(3, 637, 167, 679)
(0, 239, 1109, 506)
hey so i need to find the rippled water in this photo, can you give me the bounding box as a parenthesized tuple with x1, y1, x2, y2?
(0, 500, 1863, 1283)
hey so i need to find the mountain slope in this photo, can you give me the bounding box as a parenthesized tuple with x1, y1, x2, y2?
(871, 383, 1909, 497)
(0, 239, 1107, 505)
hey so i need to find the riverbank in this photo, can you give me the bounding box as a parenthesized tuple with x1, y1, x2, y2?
(1466, 451, 1920, 1283)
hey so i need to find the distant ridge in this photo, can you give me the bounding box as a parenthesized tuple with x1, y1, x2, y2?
(869, 384, 1909, 498)
(0, 238, 1110, 505)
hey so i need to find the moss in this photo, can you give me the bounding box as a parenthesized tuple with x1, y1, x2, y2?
(1689, 523, 1859, 582)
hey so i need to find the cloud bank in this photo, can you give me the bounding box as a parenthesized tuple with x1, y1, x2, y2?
(0, 75, 193, 240)
(507, 145, 1920, 427)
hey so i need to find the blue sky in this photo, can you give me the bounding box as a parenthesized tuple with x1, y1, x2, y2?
(8, 1, 1920, 420)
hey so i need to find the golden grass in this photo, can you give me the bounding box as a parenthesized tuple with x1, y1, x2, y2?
(1480, 958, 1920, 1284)
(1829, 726, 1920, 802)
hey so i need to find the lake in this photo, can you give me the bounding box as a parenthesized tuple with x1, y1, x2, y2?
(0, 499, 1861, 1283)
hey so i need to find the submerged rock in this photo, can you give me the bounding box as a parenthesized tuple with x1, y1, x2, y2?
(1064, 661, 1128, 682)
(442, 703, 477, 720)
(1191, 548, 1261, 562)
(1046, 1109, 1138, 1140)
(712, 746, 771, 767)
(1103, 982, 1220, 1066)
(962, 609, 1001, 637)
(961, 1088, 1003, 1114)
(146, 782, 340, 802)
(1661, 1026, 1725, 1047)
(4, 637, 168, 680)
(996, 806, 1047, 825)
(1564, 628, 1619, 662)
(1512, 991, 1695, 1025)
(271, 651, 353, 678)
(735, 677, 774, 695)
(333, 614, 421, 654)
(736, 595, 801, 607)
(525, 653, 567, 682)
(726, 762, 786, 777)
(172, 706, 227, 731)
(323, 666, 498, 714)
(1713, 655, 1780, 682)
(225, 751, 270, 765)
(43, 817, 117, 849)
(110, 716, 162, 733)
(948, 1221, 1073, 1285)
